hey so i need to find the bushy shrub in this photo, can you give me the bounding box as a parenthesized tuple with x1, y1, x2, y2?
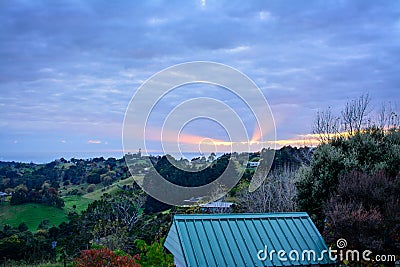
(324, 170, 400, 254)
(134, 239, 174, 267)
(297, 129, 400, 228)
(86, 184, 96, 193)
(74, 247, 140, 267)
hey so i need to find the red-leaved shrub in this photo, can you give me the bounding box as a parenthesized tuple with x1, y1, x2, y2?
(324, 170, 400, 253)
(74, 247, 140, 267)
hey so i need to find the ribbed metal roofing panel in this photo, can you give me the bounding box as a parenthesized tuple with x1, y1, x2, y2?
(164, 212, 335, 267)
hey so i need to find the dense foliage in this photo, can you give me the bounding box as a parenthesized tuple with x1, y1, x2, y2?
(324, 170, 400, 253)
(74, 247, 140, 267)
(0, 157, 136, 211)
(3, 127, 398, 266)
(146, 154, 234, 187)
(0, 223, 58, 263)
(297, 128, 400, 227)
(297, 127, 400, 258)
(0, 157, 130, 195)
(2, 94, 399, 265)
(0, 148, 313, 265)
(143, 153, 240, 213)
(10, 186, 64, 208)
(134, 239, 174, 267)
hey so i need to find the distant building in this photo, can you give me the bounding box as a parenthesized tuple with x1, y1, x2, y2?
(164, 212, 335, 267)
(199, 200, 233, 213)
(125, 149, 142, 160)
(0, 191, 10, 202)
(247, 161, 260, 168)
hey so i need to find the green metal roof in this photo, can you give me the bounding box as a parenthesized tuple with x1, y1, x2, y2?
(164, 212, 335, 267)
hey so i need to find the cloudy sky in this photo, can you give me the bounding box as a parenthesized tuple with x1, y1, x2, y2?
(1, 0, 399, 162)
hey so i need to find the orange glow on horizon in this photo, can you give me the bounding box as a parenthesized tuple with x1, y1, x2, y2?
(145, 127, 231, 146)
(142, 127, 355, 153)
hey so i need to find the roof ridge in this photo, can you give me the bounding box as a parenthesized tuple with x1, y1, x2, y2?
(173, 212, 309, 220)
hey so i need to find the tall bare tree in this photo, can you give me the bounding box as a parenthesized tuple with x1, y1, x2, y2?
(378, 102, 399, 129)
(108, 191, 146, 232)
(341, 93, 371, 135)
(237, 167, 297, 213)
(313, 94, 373, 142)
(87, 190, 146, 251)
(313, 107, 340, 142)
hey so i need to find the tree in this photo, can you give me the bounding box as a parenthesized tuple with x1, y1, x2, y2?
(237, 167, 297, 213)
(313, 94, 372, 140)
(87, 184, 96, 193)
(17, 223, 28, 232)
(92, 219, 129, 251)
(87, 172, 101, 184)
(135, 238, 174, 267)
(10, 187, 28, 205)
(313, 107, 340, 142)
(57, 212, 93, 259)
(296, 143, 345, 226)
(378, 101, 399, 129)
(300, 95, 400, 228)
(106, 191, 146, 232)
(43, 187, 64, 208)
(38, 219, 50, 230)
(82, 191, 146, 251)
(341, 93, 371, 135)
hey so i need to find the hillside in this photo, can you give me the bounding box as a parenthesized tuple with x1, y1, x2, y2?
(0, 147, 310, 231)
(0, 175, 142, 231)
(0, 203, 67, 232)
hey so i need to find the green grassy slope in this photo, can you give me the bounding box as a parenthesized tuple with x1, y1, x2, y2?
(0, 203, 68, 231)
(62, 195, 93, 213)
(84, 175, 139, 200)
(0, 176, 142, 232)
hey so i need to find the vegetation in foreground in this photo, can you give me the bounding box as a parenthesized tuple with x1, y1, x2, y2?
(0, 94, 399, 266)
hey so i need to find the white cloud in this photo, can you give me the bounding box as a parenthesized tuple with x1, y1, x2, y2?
(258, 11, 274, 21)
(88, 140, 101, 144)
(147, 17, 167, 26)
(225, 46, 250, 54)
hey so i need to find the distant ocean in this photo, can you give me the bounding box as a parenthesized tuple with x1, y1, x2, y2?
(0, 151, 124, 164)
(0, 151, 225, 164)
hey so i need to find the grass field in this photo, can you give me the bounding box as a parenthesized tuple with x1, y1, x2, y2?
(62, 195, 93, 213)
(84, 175, 139, 200)
(0, 176, 142, 232)
(0, 203, 68, 231)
